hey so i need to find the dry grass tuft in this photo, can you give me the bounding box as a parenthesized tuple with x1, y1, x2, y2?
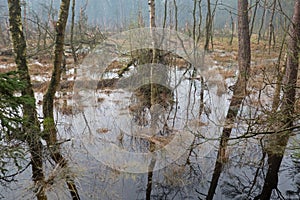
(218, 68, 236, 79)
(106, 60, 124, 71)
(28, 63, 53, 76)
(96, 128, 110, 134)
(32, 81, 50, 93)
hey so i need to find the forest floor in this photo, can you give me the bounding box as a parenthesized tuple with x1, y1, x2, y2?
(0, 36, 285, 108)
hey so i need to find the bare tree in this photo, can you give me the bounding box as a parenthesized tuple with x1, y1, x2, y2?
(204, 0, 212, 51)
(149, 0, 156, 28)
(43, 0, 55, 49)
(229, 10, 234, 45)
(193, 0, 197, 42)
(43, 0, 70, 145)
(268, 0, 276, 53)
(250, 0, 259, 37)
(272, 30, 287, 111)
(257, 1, 300, 199)
(210, 0, 219, 50)
(0, 22, 7, 45)
(163, 0, 167, 28)
(173, 0, 178, 31)
(257, 0, 267, 44)
(7, 0, 47, 199)
(138, 10, 145, 28)
(196, 0, 203, 44)
(0, 6, 8, 46)
(42, 0, 80, 199)
(147, 1, 157, 199)
(20, 0, 28, 37)
(206, 0, 251, 199)
(70, 0, 78, 64)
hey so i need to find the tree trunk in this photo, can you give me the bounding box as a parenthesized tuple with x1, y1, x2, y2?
(258, 0, 267, 44)
(193, 0, 197, 43)
(163, 0, 167, 28)
(272, 31, 287, 111)
(36, 14, 42, 51)
(210, 0, 219, 51)
(149, 0, 156, 28)
(22, 0, 28, 38)
(149, 0, 157, 64)
(173, 0, 178, 31)
(258, 1, 300, 199)
(206, 0, 251, 199)
(204, 0, 212, 51)
(146, 147, 156, 200)
(43, 0, 54, 49)
(229, 10, 234, 45)
(42, 0, 80, 199)
(7, 0, 47, 199)
(70, 0, 78, 64)
(0, 23, 7, 45)
(250, 0, 259, 37)
(268, 0, 277, 54)
(149, 0, 158, 107)
(147, 2, 157, 200)
(196, 0, 203, 44)
(138, 10, 145, 28)
(43, 0, 70, 149)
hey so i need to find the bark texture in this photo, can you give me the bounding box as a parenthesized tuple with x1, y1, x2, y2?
(7, 0, 47, 199)
(206, 0, 251, 199)
(42, 0, 80, 199)
(148, 0, 156, 28)
(43, 0, 70, 126)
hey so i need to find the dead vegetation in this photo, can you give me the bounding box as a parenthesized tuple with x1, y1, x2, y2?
(0, 36, 294, 118)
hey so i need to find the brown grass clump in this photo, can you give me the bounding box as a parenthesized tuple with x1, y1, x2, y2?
(32, 81, 50, 93)
(60, 104, 74, 115)
(28, 63, 53, 76)
(59, 80, 74, 91)
(218, 68, 236, 79)
(97, 97, 105, 103)
(96, 128, 110, 134)
(0, 67, 14, 74)
(66, 58, 73, 65)
(32, 80, 75, 93)
(163, 165, 186, 186)
(248, 76, 265, 91)
(106, 60, 124, 71)
(213, 37, 239, 52)
(168, 58, 189, 69)
(294, 98, 300, 113)
(97, 78, 118, 89)
(0, 56, 15, 65)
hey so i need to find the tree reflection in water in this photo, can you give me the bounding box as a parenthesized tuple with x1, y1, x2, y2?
(2, 61, 300, 200)
(58, 62, 297, 199)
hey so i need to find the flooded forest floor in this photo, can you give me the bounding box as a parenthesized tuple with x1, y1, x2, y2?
(1, 36, 300, 199)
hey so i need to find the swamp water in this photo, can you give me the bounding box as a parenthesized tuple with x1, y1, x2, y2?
(1, 63, 299, 200)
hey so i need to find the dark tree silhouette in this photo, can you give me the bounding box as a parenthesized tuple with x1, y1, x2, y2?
(206, 0, 251, 199)
(257, 1, 300, 199)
